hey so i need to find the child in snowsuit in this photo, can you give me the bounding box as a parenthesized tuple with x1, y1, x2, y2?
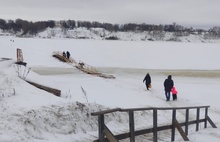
(171, 86, 178, 101)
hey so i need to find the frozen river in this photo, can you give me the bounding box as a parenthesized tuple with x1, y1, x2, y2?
(32, 67, 220, 78)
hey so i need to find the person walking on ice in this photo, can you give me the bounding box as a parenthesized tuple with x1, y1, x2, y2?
(171, 86, 178, 101)
(66, 51, 71, 59)
(143, 73, 151, 90)
(164, 75, 174, 101)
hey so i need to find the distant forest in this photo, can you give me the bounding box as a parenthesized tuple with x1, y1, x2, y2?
(0, 18, 220, 38)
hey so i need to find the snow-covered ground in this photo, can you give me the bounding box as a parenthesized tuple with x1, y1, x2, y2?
(0, 36, 220, 142)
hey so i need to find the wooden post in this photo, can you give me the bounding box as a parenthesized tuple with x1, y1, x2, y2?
(171, 109, 176, 141)
(204, 107, 208, 128)
(153, 109, 158, 142)
(98, 115, 105, 142)
(17, 48, 23, 63)
(185, 109, 189, 135)
(129, 111, 135, 142)
(196, 108, 200, 131)
(174, 119, 190, 141)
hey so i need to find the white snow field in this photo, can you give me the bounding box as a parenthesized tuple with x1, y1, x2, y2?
(0, 36, 220, 142)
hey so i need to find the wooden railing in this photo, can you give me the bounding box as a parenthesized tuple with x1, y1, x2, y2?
(91, 106, 217, 142)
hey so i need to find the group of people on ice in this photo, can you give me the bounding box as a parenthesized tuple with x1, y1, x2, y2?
(143, 73, 178, 101)
(63, 51, 71, 59)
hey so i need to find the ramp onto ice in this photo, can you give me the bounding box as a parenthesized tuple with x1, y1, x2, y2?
(52, 51, 76, 64)
(75, 61, 115, 79)
(52, 51, 115, 79)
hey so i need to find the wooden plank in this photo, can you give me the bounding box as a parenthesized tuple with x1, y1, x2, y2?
(156, 106, 210, 110)
(174, 119, 190, 141)
(104, 125, 119, 142)
(117, 119, 206, 140)
(121, 107, 153, 112)
(26, 80, 61, 96)
(75, 65, 115, 79)
(92, 106, 211, 116)
(121, 106, 209, 112)
(15, 62, 27, 66)
(206, 116, 217, 128)
(1, 57, 12, 61)
(91, 108, 121, 116)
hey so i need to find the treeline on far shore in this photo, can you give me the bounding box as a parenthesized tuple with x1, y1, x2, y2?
(0, 18, 220, 39)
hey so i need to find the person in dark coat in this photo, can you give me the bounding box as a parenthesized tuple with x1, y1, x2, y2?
(164, 75, 174, 101)
(63, 51, 66, 58)
(143, 73, 151, 90)
(66, 51, 70, 59)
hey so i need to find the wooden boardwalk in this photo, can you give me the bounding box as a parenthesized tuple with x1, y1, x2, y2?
(52, 51, 115, 79)
(75, 62, 115, 79)
(52, 51, 76, 64)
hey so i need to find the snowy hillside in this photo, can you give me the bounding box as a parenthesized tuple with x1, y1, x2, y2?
(37, 27, 220, 43)
(1, 27, 220, 43)
(0, 36, 220, 141)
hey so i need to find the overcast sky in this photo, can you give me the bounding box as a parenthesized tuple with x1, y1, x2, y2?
(0, 0, 219, 29)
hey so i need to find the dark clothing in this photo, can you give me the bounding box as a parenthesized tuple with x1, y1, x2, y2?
(164, 75, 174, 92)
(165, 91, 171, 101)
(172, 94, 177, 100)
(63, 51, 66, 58)
(164, 75, 174, 101)
(66, 51, 70, 59)
(143, 73, 151, 90)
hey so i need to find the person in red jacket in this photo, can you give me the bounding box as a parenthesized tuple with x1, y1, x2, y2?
(171, 86, 178, 101)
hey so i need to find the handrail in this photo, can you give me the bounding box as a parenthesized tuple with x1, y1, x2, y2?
(91, 105, 210, 116)
(92, 105, 215, 142)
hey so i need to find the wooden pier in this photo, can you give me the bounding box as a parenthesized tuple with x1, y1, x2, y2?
(52, 51, 115, 79)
